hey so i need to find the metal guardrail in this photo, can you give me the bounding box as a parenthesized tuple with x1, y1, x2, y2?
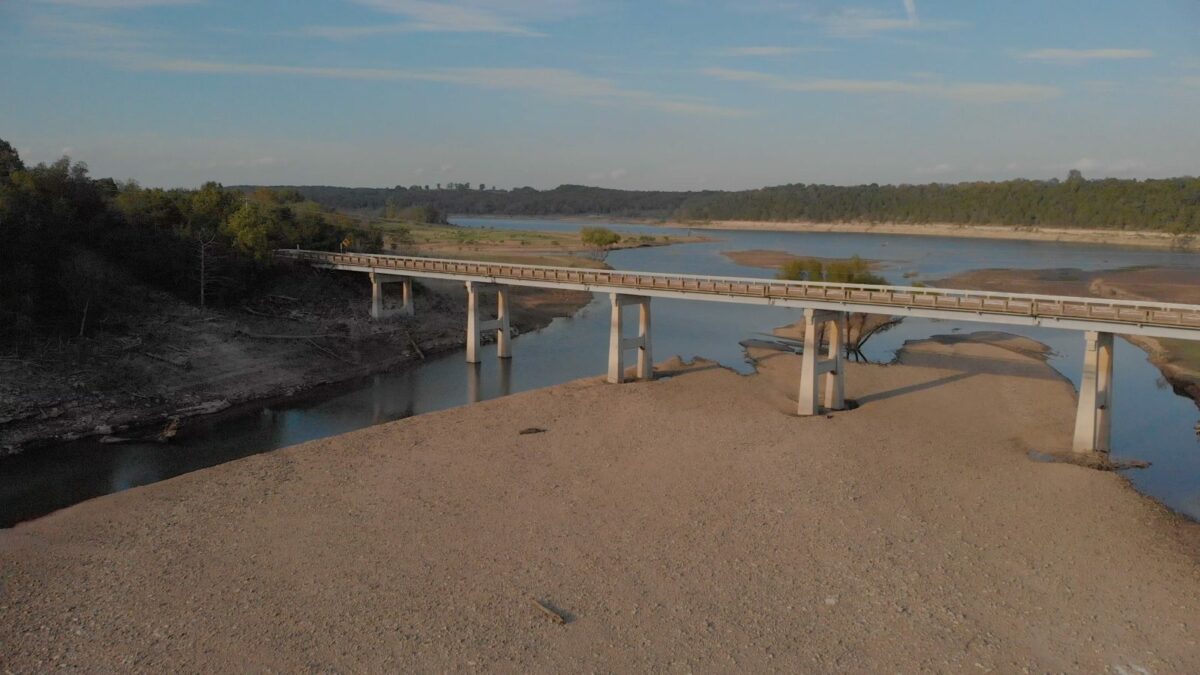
(275, 249, 1200, 334)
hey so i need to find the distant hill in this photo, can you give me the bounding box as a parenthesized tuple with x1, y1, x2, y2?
(237, 174, 1200, 233)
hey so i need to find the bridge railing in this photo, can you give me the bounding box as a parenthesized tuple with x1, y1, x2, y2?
(274, 249, 1200, 331)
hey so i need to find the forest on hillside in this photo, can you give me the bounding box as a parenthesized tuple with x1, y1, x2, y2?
(257, 172, 1200, 233)
(0, 139, 376, 343)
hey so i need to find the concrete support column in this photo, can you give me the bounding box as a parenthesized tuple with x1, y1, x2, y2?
(369, 271, 411, 321)
(607, 294, 653, 384)
(466, 282, 481, 363)
(465, 281, 510, 364)
(798, 309, 848, 416)
(497, 288, 511, 359)
(637, 300, 653, 381)
(1073, 331, 1114, 453)
(401, 278, 414, 317)
(370, 271, 384, 320)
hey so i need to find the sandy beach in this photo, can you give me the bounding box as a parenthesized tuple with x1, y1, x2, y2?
(3, 337, 1199, 672)
(672, 220, 1200, 252)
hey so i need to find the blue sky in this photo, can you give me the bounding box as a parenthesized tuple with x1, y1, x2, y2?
(2, 0, 1198, 189)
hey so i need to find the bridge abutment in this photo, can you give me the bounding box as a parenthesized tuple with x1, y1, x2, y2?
(798, 309, 847, 416)
(466, 281, 511, 363)
(608, 294, 653, 384)
(369, 272, 413, 320)
(1072, 330, 1114, 453)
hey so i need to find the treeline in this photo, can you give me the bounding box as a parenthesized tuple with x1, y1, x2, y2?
(0, 139, 369, 341)
(262, 172, 1200, 233)
(242, 184, 703, 219)
(675, 173, 1200, 233)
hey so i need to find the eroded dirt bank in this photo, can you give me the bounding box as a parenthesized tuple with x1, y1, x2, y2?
(0, 269, 590, 455)
(3, 338, 1199, 672)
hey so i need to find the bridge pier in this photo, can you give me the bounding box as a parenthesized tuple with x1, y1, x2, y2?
(369, 272, 413, 320)
(1072, 330, 1114, 453)
(466, 281, 511, 363)
(798, 309, 846, 416)
(608, 294, 652, 384)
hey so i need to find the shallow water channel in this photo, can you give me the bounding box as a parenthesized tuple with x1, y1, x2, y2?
(3, 218, 1198, 526)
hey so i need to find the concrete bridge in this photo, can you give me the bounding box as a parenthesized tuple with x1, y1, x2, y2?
(276, 249, 1200, 455)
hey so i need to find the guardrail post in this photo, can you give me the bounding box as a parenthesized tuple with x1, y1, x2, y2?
(608, 294, 652, 383)
(1072, 331, 1114, 452)
(798, 309, 847, 416)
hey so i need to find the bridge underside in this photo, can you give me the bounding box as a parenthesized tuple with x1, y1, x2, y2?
(278, 250, 1200, 456)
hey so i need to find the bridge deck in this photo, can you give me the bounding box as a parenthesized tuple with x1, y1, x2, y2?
(276, 249, 1200, 341)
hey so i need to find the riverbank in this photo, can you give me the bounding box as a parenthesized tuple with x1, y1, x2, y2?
(932, 266, 1200, 408)
(672, 219, 1199, 251)
(4, 337, 1198, 671)
(0, 268, 591, 456)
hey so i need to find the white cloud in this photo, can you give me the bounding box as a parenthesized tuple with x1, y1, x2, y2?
(109, 56, 753, 117)
(702, 67, 1060, 103)
(1020, 48, 1154, 64)
(716, 46, 829, 57)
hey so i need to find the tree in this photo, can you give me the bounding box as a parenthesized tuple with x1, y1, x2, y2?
(580, 226, 621, 260)
(580, 226, 621, 248)
(0, 139, 23, 182)
(777, 256, 897, 360)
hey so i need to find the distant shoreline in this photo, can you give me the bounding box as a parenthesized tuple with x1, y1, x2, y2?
(666, 220, 1199, 252)
(451, 214, 1199, 252)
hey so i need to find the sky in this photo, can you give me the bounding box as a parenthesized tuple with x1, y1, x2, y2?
(1, 0, 1198, 190)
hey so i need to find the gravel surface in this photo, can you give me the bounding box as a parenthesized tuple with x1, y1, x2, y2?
(3, 337, 1199, 672)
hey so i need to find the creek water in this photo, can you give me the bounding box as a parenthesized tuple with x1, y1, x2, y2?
(3, 218, 1198, 527)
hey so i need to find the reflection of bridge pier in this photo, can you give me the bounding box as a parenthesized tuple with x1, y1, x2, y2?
(466, 358, 512, 405)
(281, 250, 1200, 456)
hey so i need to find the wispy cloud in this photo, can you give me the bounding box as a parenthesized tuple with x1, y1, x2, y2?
(293, 0, 587, 38)
(36, 0, 200, 7)
(1020, 48, 1154, 64)
(25, 14, 153, 53)
(716, 46, 830, 57)
(108, 56, 753, 117)
(702, 67, 1060, 103)
(816, 1, 966, 37)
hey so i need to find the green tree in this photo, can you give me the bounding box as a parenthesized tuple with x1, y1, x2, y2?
(777, 256, 894, 359)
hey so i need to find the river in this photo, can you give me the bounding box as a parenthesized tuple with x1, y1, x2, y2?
(2, 217, 1198, 526)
